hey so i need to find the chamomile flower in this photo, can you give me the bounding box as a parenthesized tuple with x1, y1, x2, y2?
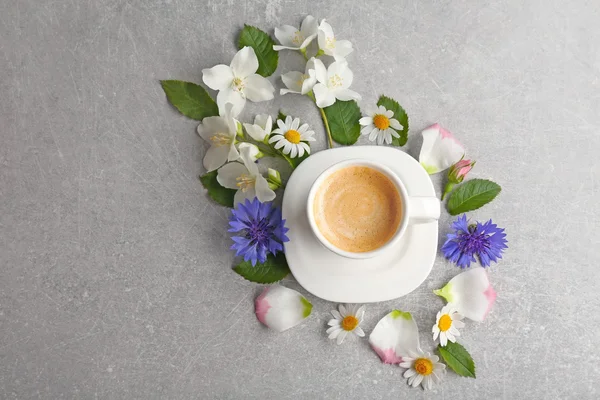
(326, 304, 365, 345)
(359, 105, 403, 145)
(432, 305, 465, 347)
(399, 350, 446, 390)
(269, 116, 316, 158)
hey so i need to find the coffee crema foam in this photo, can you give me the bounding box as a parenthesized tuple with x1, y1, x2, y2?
(313, 166, 403, 252)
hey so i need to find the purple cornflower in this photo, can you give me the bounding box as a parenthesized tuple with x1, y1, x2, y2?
(441, 214, 507, 268)
(229, 198, 289, 266)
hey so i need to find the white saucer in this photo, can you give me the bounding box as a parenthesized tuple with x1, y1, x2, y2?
(282, 146, 438, 303)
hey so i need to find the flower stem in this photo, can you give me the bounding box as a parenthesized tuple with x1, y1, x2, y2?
(299, 48, 309, 61)
(307, 92, 334, 149)
(441, 182, 454, 200)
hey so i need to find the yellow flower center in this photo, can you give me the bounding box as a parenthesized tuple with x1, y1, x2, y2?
(328, 74, 343, 88)
(325, 36, 336, 49)
(235, 174, 255, 192)
(341, 315, 358, 331)
(232, 77, 245, 92)
(292, 31, 305, 45)
(414, 358, 434, 376)
(209, 133, 231, 146)
(373, 114, 390, 130)
(438, 314, 453, 332)
(284, 129, 301, 144)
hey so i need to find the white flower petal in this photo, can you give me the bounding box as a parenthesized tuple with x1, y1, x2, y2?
(230, 46, 259, 78)
(243, 123, 267, 142)
(274, 25, 301, 48)
(334, 88, 361, 102)
(197, 116, 228, 141)
(419, 123, 465, 175)
(216, 89, 245, 117)
(202, 64, 234, 91)
(254, 114, 272, 133)
(234, 186, 255, 205)
(440, 334, 448, 347)
(434, 267, 496, 322)
(313, 83, 336, 108)
(384, 109, 394, 118)
(368, 127, 380, 142)
(203, 146, 230, 172)
(390, 119, 403, 130)
(331, 310, 342, 320)
(336, 330, 348, 345)
(244, 74, 275, 103)
(327, 319, 339, 327)
(333, 39, 353, 59)
(255, 286, 312, 332)
(328, 328, 342, 339)
(411, 374, 423, 388)
(359, 116, 373, 126)
(311, 58, 328, 83)
(354, 327, 365, 337)
(300, 15, 318, 38)
(328, 60, 353, 87)
(255, 175, 276, 202)
(281, 71, 305, 93)
(369, 310, 420, 364)
(237, 143, 259, 161)
(289, 145, 298, 158)
(216, 162, 247, 189)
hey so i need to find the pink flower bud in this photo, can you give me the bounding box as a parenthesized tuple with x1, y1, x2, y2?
(448, 159, 475, 183)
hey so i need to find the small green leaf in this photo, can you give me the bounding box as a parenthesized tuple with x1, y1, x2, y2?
(438, 342, 476, 378)
(390, 310, 412, 320)
(160, 80, 218, 120)
(233, 253, 290, 283)
(199, 171, 236, 207)
(376, 95, 409, 146)
(447, 179, 501, 215)
(323, 100, 362, 145)
(277, 110, 287, 121)
(238, 25, 279, 77)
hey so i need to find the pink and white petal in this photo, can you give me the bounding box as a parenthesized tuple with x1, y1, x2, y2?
(313, 83, 336, 108)
(419, 123, 465, 174)
(255, 286, 312, 332)
(274, 25, 299, 48)
(334, 88, 361, 102)
(197, 116, 228, 141)
(202, 64, 234, 90)
(203, 146, 230, 172)
(281, 71, 305, 93)
(231, 46, 259, 78)
(244, 74, 275, 102)
(333, 39, 353, 59)
(217, 89, 245, 117)
(216, 162, 247, 189)
(369, 310, 420, 364)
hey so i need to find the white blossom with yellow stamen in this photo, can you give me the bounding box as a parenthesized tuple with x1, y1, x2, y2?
(273, 15, 318, 52)
(359, 105, 404, 145)
(196, 103, 240, 171)
(280, 57, 318, 96)
(268, 116, 316, 158)
(216, 146, 276, 205)
(317, 19, 353, 60)
(312, 59, 361, 108)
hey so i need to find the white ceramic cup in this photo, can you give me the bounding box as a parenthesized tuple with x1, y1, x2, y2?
(306, 159, 440, 259)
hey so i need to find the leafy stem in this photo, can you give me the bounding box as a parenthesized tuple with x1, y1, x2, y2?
(299, 48, 309, 61)
(307, 91, 334, 149)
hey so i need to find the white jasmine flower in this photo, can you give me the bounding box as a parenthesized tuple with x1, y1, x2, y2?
(196, 103, 239, 171)
(317, 19, 353, 60)
(237, 142, 260, 162)
(399, 350, 446, 390)
(359, 105, 404, 145)
(280, 57, 318, 95)
(326, 304, 366, 345)
(202, 47, 275, 116)
(432, 305, 465, 347)
(312, 59, 361, 108)
(217, 146, 275, 205)
(243, 114, 273, 142)
(268, 116, 316, 158)
(273, 15, 318, 51)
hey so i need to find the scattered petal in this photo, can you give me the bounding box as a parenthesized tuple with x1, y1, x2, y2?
(255, 286, 312, 332)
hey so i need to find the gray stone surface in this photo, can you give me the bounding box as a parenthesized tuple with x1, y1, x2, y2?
(1, 0, 599, 398)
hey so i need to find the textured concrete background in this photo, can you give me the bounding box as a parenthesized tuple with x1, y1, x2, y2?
(1, 0, 599, 398)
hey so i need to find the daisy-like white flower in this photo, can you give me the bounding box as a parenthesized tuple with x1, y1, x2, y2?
(400, 350, 446, 390)
(202, 46, 275, 116)
(273, 15, 318, 52)
(326, 304, 366, 344)
(217, 146, 276, 205)
(419, 123, 465, 175)
(280, 57, 318, 96)
(317, 19, 353, 60)
(196, 103, 239, 171)
(312, 59, 361, 108)
(269, 116, 316, 158)
(243, 114, 272, 142)
(434, 267, 497, 322)
(359, 105, 404, 145)
(432, 305, 465, 347)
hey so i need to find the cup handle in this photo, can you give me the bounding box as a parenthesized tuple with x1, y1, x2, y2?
(408, 197, 440, 221)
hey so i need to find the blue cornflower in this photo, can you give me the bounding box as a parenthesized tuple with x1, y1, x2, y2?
(229, 198, 289, 266)
(441, 214, 507, 268)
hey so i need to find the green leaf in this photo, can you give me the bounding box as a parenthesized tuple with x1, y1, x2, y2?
(447, 179, 501, 215)
(233, 253, 290, 283)
(438, 342, 476, 378)
(160, 80, 218, 120)
(199, 171, 236, 207)
(238, 25, 279, 77)
(277, 110, 287, 121)
(377, 95, 409, 146)
(323, 100, 362, 145)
